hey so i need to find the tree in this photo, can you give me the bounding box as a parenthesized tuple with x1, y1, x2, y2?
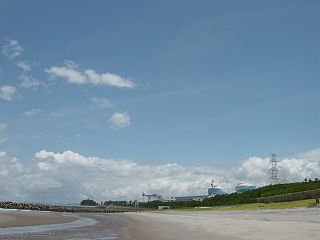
(80, 199, 98, 206)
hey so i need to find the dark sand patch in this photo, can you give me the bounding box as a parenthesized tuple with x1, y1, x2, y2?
(0, 212, 122, 239)
(0, 210, 76, 228)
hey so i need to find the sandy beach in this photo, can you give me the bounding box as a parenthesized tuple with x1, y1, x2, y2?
(122, 208, 320, 240)
(0, 208, 319, 239)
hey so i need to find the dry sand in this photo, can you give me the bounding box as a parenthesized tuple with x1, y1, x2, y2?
(0, 210, 76, 228)
(121, 208, 320, 240)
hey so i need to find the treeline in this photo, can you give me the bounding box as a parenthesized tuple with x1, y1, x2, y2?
(103, 200, 137, 207)
(141, 179, 320, 209)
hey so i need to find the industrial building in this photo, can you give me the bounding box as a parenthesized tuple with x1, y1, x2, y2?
(174, 195, 209, 202)
(143, 180, 258, 203)
(174, 180, 227, 202)
(235, 183, 256, 193)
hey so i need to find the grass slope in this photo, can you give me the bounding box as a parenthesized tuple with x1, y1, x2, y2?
(161, 199, 316, 212)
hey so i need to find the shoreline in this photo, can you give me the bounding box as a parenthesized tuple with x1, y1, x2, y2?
(0, 211, 121, 239)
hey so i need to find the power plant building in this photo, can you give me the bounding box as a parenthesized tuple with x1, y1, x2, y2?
(174, 181, 227, 202)
(235, 183, 256, 193)
(145, 180, 257, 203)
(208, 186, 227, 196)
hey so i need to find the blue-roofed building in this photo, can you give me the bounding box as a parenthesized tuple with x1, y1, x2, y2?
(173, 180, 227, 202)
(208, 186, 227, 196)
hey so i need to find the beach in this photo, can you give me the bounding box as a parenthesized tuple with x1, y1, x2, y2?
(0, 208, 320, 239)
(122, 208, 320, 240)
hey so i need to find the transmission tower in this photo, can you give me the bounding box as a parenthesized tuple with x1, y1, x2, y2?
(267, 153, 279, 185)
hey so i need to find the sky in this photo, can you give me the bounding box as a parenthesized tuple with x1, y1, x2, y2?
(0, 0, 319, 203)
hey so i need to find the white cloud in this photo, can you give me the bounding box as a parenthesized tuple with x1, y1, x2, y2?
(0, 137, 8, 143)
(0, 152, 24, 201)
(0, 85, 16, 101)
(84, 69, 135, 88)
(0, 148, 319, 203)
(45, 60, 87, 84)
(0, 122, 8, 131)
(18, 74, 44, 88)
(45, 60, 135, 88)
(23, 109, 43, 117)
(2, 40, 23, 59)
(297, 149, 320, 161)
(16, 61, 32, 71)
(108, 112, 130, 129)
(235, 157, 269, 184)
(89, 97, 114, 108)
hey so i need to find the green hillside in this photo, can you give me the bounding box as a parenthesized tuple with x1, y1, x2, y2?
(141, 179, 320, 209)
(202, 180, 320, 207)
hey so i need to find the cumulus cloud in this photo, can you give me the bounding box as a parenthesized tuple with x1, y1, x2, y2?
(2, 40, 23, 59)
(16, 61, 32, 71)
(0, 152, 22, 175)
(0, 152, 24, 201)
(23, 109, 43, 117)
(18, 74, 44, 88)
(235, 157, 269, 185)
(108, 112, 130, 129)
(0, 85, 16, 101)
(45, 60, 135, 88)
(89, 97, 114, 108)
(297, 149, 320, 161)
(0, 149, 319, 203)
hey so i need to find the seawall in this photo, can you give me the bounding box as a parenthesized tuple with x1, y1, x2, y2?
(257, 189, 320, 203)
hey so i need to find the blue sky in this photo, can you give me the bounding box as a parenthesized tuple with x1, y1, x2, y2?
(0, 0, 319, 165)
(0, 0, 319, 202)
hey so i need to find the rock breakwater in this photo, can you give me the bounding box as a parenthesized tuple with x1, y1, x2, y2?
(0, 201, 137, 213)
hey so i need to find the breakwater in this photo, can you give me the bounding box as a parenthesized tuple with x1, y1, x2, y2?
(257, 189, 320, 203)
(0, 201, 140, 213)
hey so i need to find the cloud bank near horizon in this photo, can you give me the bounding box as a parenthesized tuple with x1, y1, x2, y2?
(0, 148, 319, 204)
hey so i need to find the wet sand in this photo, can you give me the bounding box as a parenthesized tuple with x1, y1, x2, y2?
(0, 211, 123, 239)
(0, 210, 76, 228)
